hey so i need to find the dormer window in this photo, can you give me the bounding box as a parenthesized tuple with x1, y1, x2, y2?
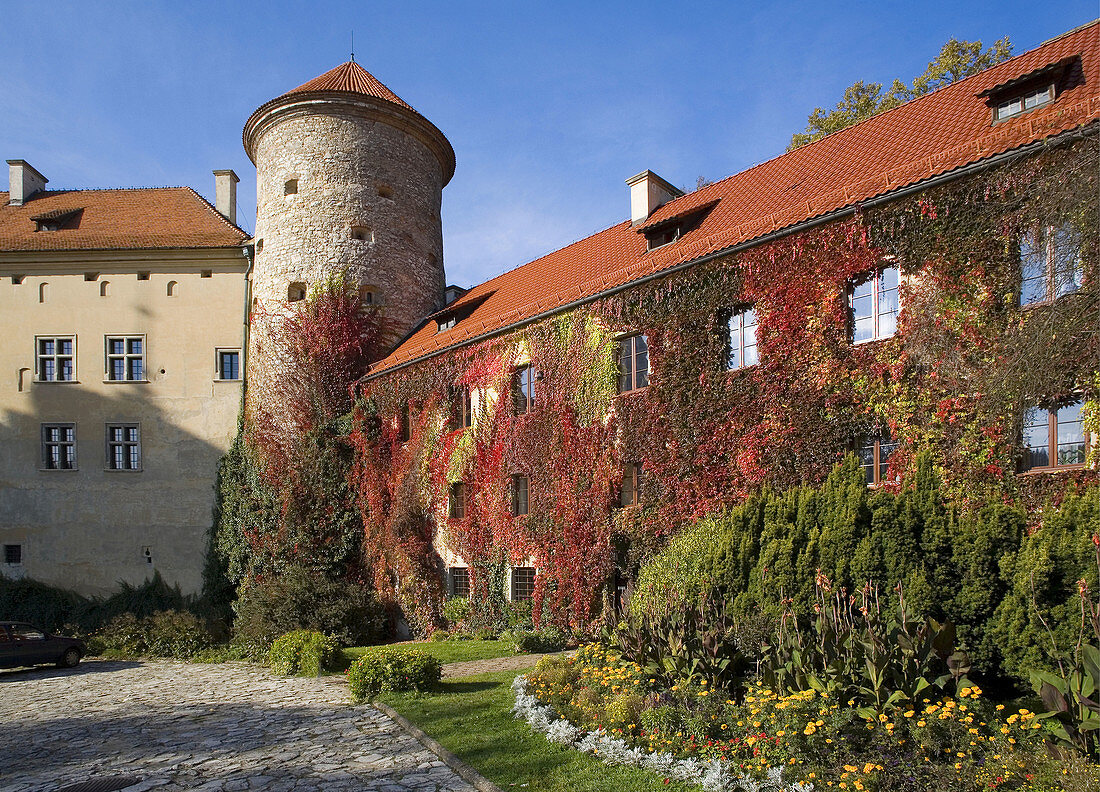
(994, 85, 1054, 122)
(979, 55, 1079, 125)
(437, 315, 456, 332)
(647, 225, 680, 251)
(30, 208, 81, 232)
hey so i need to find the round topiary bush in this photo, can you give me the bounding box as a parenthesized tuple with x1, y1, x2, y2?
(347, 646, 442, 701)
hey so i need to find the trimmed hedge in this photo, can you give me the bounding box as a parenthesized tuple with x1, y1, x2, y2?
(633, 454, 1099, 686)
(268, 630, 340, 676)
(347, 646, 442, 701)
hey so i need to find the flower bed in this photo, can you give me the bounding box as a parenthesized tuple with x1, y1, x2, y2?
(517, 646, 1090, 792)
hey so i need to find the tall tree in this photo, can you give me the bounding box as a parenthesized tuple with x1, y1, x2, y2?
(788, 37, 1012, 151)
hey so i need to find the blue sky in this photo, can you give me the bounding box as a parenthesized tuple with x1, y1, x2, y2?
(1, 1, 1095, 288)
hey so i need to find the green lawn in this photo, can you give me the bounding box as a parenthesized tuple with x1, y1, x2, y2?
(377, 667, 700, 792)
(339, 638, 516, 670)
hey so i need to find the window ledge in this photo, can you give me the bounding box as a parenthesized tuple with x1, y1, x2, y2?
(726, 363, 759, 374)
(1016, 465, 1088, 476)
(34, 380, 81, 385)
(214, 378, 242, 383)
(102, 379, 150, 384)
(38, 468, 78, 473)
(104, 468, 143, 473)
(851, 335, 897, 346)
(616, 387, 649, 398)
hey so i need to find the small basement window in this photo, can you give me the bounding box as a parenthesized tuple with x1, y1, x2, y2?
(284, 179, 298, 195)
(288, 282, 307, 302)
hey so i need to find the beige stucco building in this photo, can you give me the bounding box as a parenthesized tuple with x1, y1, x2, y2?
(0, 161, 250, 595)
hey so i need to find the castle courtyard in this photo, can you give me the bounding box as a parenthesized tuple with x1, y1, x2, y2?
(0, 661, 478, 792)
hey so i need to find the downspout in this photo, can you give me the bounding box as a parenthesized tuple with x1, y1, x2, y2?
(239, 242, 255, 409)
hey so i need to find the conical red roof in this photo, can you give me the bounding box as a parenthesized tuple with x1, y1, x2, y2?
(283, 61, 415, 112)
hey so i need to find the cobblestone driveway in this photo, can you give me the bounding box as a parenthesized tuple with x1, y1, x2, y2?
(0, 660, 477, 792)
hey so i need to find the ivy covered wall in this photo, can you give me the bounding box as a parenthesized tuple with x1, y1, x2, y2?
(351, 134, 1098, 635)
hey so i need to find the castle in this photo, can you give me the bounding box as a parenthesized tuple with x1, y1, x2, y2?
(1, 23, 1097, 604)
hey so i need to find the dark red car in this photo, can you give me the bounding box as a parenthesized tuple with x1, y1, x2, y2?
(0, 621, 85, 669)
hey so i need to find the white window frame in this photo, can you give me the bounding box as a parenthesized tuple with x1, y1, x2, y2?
(850, 266, 900, 344)
(104, 335, 146, 382)
(857, 430, 898, 487)
(41, 423, 77, 471)
(1021, 401, 1089, 472)
(105, 423, 142, 471)
(994, 84, 1054, 122)
(1020, 224, 1084, 306)
(617, 334, 649, 393)
(35, 335, 76, 382)
(215, 348, 241, 381)
(728, 307, 759, 370)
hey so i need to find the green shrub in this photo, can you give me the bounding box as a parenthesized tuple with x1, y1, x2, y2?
(442, 596, 470, 628)
(268, 630, 340, 676)
(232, 567, 385, 659)
(430, 629, 450, 642)
(506, 599, 534, 628)
(347, 646, 442, 701)
(633, 454, 1099, 686)
(95, 610, 215, 659)
(506, 627, 567, 654)
(473, 627, 498, 641)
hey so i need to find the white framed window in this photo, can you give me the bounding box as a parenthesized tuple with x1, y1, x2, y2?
(41, 423, 76, 470)
(105, 336, 145, 381)
(728, 308, 758, 369)
(994, 85, 1054, 122)
(1020, 224, 1083, 306)
(36, 336, 75, 382)
(106, 424, 141, 471)
(617, 334, 649, 393)
(216, 349, 241, 381)
(850, 266, 899, 343)
(513, 365, 536, 414)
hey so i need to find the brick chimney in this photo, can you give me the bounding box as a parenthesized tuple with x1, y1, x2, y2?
(213, 169, 239, 226)
(625, 170, 683, 225)
(7, 160, 48, 206)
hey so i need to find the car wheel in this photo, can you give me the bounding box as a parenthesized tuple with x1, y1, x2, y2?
(58, 648, 81, 668)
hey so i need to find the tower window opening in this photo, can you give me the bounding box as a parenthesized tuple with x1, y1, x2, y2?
(84, 272, 99, 282)
(167, 281, 178, 297)
(137, 272, 150, 281)
(350, 226, 373, 242)
(377, 184, 393, 199)
(11, 275, 25, 285)
(284, 179, 298, 195)
(200, 270, 213, 279)
(100, 281, 111, 297)
(288, 282, 307, 302)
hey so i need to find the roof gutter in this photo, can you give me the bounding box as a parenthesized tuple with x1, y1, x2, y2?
(360, 122, 1096, 385)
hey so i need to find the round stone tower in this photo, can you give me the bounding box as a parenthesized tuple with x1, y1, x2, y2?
(242, 60, 455, 381)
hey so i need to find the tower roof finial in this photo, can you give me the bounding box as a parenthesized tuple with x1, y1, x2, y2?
(350, 30, 355, 62)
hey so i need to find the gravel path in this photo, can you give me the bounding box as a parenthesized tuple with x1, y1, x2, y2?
(0, 660, 477, 792)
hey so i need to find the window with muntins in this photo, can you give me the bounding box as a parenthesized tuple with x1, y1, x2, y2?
(857, 430, 898, 486)
(1020, 225, 1083, 306)
(513, 365, 535, 414)
(511, 475, 529, 516)
(106, 424, 141, 471)
(850, 266, 899, 343)
(36, 336, 74, 381)
(994, 85, 1054, 122)
(448, 482, 467, 520)
(217, 350, 240, 381)
(106, 336, 144, 381)
(728, 308, 758, 369)
(453, 386, 473, 429)
(620, 463, 641, 508)
(1021, 402, 1088, 472)
(617, 334, 649, 393)
(450, 566, 470, 597)
(3, 544, 21, 565)
(41, 423, 75, 470)
(511, 567, 535, 601)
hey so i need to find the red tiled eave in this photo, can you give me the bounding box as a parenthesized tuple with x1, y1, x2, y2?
(283, 61, 416, 112)
(366, 21, 1100, 380)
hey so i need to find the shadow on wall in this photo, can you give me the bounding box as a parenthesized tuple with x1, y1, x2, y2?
(0, 377, 233, 597)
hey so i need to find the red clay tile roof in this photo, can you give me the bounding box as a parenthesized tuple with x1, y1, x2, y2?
(0, 187, 249, 252)
(284, 61, 416, 113)
(368, 21, 1100, 379)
